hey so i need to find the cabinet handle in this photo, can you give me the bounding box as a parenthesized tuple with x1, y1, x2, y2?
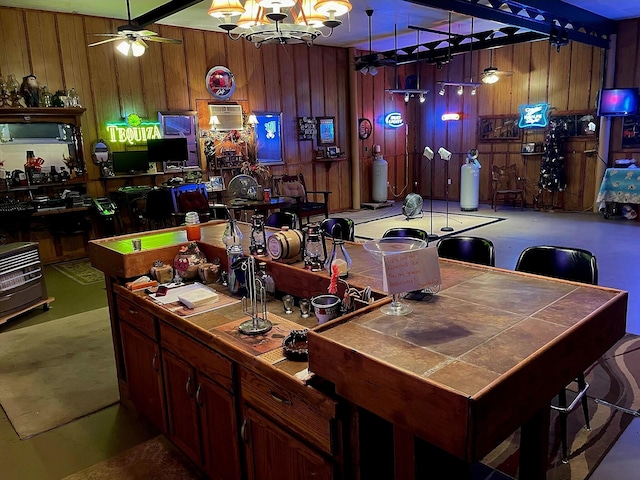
(186, 376, 193, 398)
(269, 389, 292, 405)
(241, 418, 249, 444)
(128, 307, 137, 315)
(152, 353, 158, 372)
(195, 384, 203, 407)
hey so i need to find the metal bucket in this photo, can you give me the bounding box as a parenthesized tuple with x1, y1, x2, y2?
(311, 294, 341, 324)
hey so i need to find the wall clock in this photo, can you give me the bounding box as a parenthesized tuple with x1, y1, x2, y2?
(358, 118, 372, 139)
(205, 66, 236, 101)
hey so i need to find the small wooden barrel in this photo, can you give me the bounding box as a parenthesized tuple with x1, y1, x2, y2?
(267, 227, 303, 260)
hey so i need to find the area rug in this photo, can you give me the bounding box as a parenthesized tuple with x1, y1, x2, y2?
(0, 307, 119, 439)
(51, 259, 105, 285)
(482, 333, 640, 479)
(353, 212, 504, 240)
(62, 435, 203, 480)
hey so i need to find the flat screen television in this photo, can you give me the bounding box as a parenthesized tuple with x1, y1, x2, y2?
(147, 137, 189, 165)
(597, 88, 639, 116)
(112, 150, 149, 174)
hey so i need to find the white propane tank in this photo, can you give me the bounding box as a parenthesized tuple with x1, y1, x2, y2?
(460, 149, 481, 211)
(372, 146, 388, 203)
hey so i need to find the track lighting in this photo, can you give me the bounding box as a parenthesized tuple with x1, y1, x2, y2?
(439, 85, 446, 96)
(404, 92, 410, 104)
(457, 85, 464, 95)
(471, 87, 477, 96)
(419, 93, 426, 103)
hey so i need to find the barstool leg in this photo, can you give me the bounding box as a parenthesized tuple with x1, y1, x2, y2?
(558, 389, 569, 464)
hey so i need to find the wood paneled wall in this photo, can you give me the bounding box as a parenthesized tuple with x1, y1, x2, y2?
(356, 39, 605, 212)
(1, 5, 637, 214)
(0, 6, 351, 213)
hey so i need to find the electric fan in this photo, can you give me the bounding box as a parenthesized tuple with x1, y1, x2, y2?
(227, 174, 259, 200)
(402, 193, 423, 219)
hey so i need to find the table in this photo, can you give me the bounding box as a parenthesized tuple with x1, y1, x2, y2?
(308, 259, 628, 479)
(596, 168, 640, 217)
(225, 196, 294, 221)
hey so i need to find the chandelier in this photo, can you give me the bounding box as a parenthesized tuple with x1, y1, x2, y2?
(208, 0, 352, 47)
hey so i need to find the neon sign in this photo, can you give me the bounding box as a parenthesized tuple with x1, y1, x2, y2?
(384, 112, 404, 128)
(442, 113, 461, 121)
(518, 103, 549, 128)
(105, 113, 162, 145)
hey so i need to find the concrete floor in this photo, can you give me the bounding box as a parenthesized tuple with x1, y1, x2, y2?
(0, 201, 638, 479)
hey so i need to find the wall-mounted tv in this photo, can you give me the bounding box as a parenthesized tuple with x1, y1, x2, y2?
(597, 88, 639, 116)
(112, 150, 149, 175)
(147, 137, 189, 166)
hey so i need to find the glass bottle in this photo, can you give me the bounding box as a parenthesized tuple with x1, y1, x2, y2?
(222, 217, 243, 251)
(40, 85, 53, 107)
(184, 211, 201, 241)
(257, 261, 275, 299)
(325, 235, 352, 279)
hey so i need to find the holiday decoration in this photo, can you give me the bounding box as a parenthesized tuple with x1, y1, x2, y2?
(539, 118, 568, 194)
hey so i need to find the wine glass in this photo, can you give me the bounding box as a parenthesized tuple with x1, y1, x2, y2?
(363, 237, 427, 316)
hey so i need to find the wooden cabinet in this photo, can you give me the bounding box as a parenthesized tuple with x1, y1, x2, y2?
(161, 321, 241, 480)
(239, 367, 340, 480)
(119, 321, 166, 432)
(242, 406, 333, 480)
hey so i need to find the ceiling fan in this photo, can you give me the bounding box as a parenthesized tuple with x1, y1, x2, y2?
(478, 46, 513, 84)
(354, 10, 396, 76)
(88, 0, 182, 57)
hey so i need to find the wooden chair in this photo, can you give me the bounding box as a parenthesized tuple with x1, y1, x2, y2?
(515, 245, 597, 463)
(273, 173, 330, 229)
(491, 164, 525, 211)
(173, 184, 210, 224)
(132, 187, 176, 231)
(437, 236, 495, 266)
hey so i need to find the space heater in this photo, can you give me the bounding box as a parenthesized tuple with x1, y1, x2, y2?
(0, 242, 48, 318)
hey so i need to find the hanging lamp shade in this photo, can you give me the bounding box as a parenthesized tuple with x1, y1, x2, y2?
(236, 0, 263, 28)
(297, 0, 325, 27)
(314, 0, 352, 17)
(258, 0, 296, 7)
(208, 0, 246, 18)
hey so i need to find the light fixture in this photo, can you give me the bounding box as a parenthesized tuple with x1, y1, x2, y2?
(471, 87, 477, 96)
(209, 115, 221, 130)
(419, 93, 426, 103)
(368, 66, 378, 76)
(116, 38, 147, 57)
(436, 81, 481, 95)
(404, 92, 410, 104)
(439, 85, 446, 96)
(482, 67, 500, 84)
(457, 85, 464, 96)
(208, 0, 352, 48)
(438, 147, 452, 161)
(247, 113, 258, 126)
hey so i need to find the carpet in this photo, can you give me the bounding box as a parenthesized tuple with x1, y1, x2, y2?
(62, 435, 203, 480)
(0, 307, 119, 439)
(51, 259, 105, 285)
(482, 334, 640, 479)
(353, 212, 504, 240)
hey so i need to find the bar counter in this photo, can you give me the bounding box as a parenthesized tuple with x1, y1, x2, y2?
(89, 221, 628, 479)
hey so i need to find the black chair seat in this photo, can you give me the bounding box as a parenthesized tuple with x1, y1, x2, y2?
(320, 218, 355, 242)
(437, 236, 495, 266)
(382, 227, 429, 243)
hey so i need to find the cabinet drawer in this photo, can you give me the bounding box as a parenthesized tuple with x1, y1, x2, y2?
(240, 367, 336, 454)
(116, 296, 157, 340)
(160, 321, 234, 392)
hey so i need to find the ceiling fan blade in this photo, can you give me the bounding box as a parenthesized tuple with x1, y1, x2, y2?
(135, 29, 158, 37)
(88, 37, 122, 47)
(143, 36, 182, 44)
(89, 33, 121, 37)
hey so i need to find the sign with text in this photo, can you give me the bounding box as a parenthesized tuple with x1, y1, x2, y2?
(382, 245, 441, 294)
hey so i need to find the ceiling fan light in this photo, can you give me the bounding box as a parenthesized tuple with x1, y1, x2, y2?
(314, 0, 352, 17)
(369, 66, 378, 76)
(360, 66, 368, 75)
(482, 68, 499, 84)
(208, 0, 246, 18)
(116, 39, 131, 56)
(131, 40, 146, 57)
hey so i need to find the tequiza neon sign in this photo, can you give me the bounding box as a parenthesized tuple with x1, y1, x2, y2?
(385, 112, 404, 128)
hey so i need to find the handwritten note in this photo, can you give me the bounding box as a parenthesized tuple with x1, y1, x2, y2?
(382, 245, 441, 294)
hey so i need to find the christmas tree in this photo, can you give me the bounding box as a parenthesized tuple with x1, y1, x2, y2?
(538, 119, 568, 193)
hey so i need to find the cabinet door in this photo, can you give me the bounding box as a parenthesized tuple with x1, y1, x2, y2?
(243, 406, 333, 480)
(162, 350, 202, 466)
(120, 321, 166, 432)
(198, 374, 242, 480)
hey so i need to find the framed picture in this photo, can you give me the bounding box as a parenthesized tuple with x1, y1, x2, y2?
(210, 176, 225, 191)
(327, 146, 339, 157)
(358, 118, 372, 139)
(478, 115, 521, 142)
(317, 116, 336, 146)
(254, 112, 284, 164)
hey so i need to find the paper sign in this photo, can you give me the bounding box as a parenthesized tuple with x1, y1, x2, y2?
(382, 245, 441, 294)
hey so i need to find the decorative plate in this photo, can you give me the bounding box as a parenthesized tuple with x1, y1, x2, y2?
(358, 118, 372, 139)
(205, 66, 236, 100)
